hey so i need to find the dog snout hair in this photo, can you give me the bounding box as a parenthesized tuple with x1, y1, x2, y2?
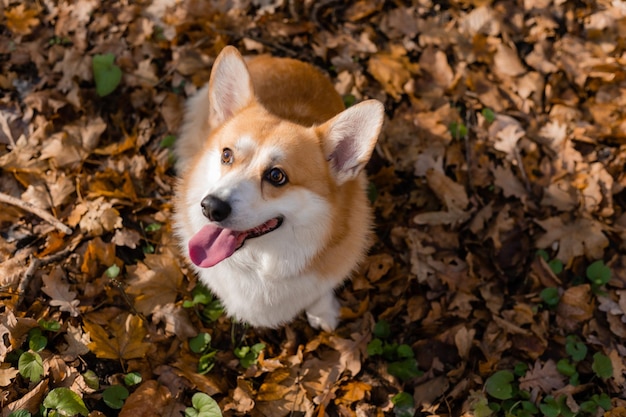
(201, 195, 232, 222)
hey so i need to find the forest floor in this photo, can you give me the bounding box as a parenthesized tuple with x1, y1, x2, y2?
(1, 0, 626, 416)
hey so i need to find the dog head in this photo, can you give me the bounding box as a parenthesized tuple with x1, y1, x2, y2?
(180, 46, 384, 271)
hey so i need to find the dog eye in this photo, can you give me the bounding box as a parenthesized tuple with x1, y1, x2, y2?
(265, 167, 288, 186)
(221, 148, 234, 165)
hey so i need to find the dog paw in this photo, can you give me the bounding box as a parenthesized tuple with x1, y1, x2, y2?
(306, 293, 340, 332)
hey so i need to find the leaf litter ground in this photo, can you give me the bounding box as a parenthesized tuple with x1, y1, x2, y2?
(1, 0, 626, 416)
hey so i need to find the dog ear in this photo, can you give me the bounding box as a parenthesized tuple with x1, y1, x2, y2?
(318, 100, 384, 185)
(208, 46, 255, 127)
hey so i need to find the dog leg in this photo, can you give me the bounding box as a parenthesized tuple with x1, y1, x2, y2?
(305, 291, 340, 331)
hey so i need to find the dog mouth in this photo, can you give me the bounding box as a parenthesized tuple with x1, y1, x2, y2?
(235, 217, 283, 248)
(188, 217, 283, 268)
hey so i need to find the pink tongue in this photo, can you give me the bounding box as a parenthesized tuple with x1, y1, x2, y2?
(188, 224, 241, 268)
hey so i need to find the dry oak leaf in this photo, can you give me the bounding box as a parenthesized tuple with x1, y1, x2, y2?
(581, 162, 614, 217)
(59, 324, 91, 361)
(494, 42, 527, 77)
(4, 5, 40, 35)
(0, 366, 19, 387)
(454, 326, 476, 360)
(535, 216, 608, 263)
(81, 237, 116, 276)
(41, 266, 81, 316)
(68, 197, 123, 236)
(414, 168, 471, 226)
(419, 47, 454, 89)
(256, 366, 314, 415)
(0, 310, 37, 362)
(326, 331, 372, 377)
(151, 303, 197, 340)
(519, 359, 567, 393)
(119, 380, 174, 417)
(489, 115, 525, 158)
(126, 252, 183, 316)
(336, 381, 372, 406)
(492, 165, 527, 200)
(2, 379, 48, 416)
(556, 284, 595, 332)
(223, 379, 255, 414)
(459, 5, 500, 36)
(368, 45, 417, 99)
(83, 313, 151, 360)
(541, 179, 578, 211)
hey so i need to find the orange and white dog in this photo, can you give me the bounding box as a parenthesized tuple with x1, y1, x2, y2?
(173, 46, 384, 331)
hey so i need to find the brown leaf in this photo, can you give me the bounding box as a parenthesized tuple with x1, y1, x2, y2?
(41, 266, 81, 316)
(492, 165, 527, 200)
(80, 237, 116, 276)
(256, 367, 314, 414)
(119, 380, 174, 417)
(535, 217, 608, 263)
(519, 360, 567, 393)
(454, 326, 476, 359)
(224, 379, 255, 414)
(556, 284, 595, 332)
(0, 366, 19, 387)
(368, 46, 417, 99)
(2, 379, 48, 415)
(67, 197, 123, 236)
(5, 5, 40, 35)
(365, 254, 394, 282)
(84, 313, 151, 360)
(494, 43, 526, 77)
(336, 380, 371, 405)
(414, 169, 471, 226)
(419, 47, 454, 90)
(126, 252, 183, 316)
(489, 115, 525, 158)
(59, 324, 91, 361)
(151, 303, 196, 340)
(0, 310, 37, 362)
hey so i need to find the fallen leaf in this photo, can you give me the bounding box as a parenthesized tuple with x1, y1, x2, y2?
(414, 169, 471, 226)
(494, 43, 526, 77)
(60, 324, 91, 361)
(336, 380, 371, 405)
(2, 379, 48, 415)
(556, 284, 595, 332)
(519, 359, 566, 393)
(126, 252, 183, 316)
(0, 365, 19, 386)
(151, 303, 196, 340)
(84, 313, 151, 360)
(119, 380, 174, 417)
(489, 115, 525, 157)
(535, 216, 609, 263)
(368, 45, 417, 99)
(5, 4, 40, 35)
(41, 266, 81, 317)
(68, 197, 123, 236)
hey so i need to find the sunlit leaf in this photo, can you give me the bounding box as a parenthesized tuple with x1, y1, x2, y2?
(18, 352, 44, 383)
(43, 388, 89, 416)
(184, 392, 222, 417)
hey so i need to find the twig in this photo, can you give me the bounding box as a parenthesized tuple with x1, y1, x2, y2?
(17, 248, 73, 307)
(513, 147, 532, 193)
(0, 191, 73, 235)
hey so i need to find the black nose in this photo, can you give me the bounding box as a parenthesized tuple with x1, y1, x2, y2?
(201, 195, 231, 222)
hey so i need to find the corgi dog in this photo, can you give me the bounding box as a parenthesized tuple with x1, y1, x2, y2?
(173, 46, 384, 331)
